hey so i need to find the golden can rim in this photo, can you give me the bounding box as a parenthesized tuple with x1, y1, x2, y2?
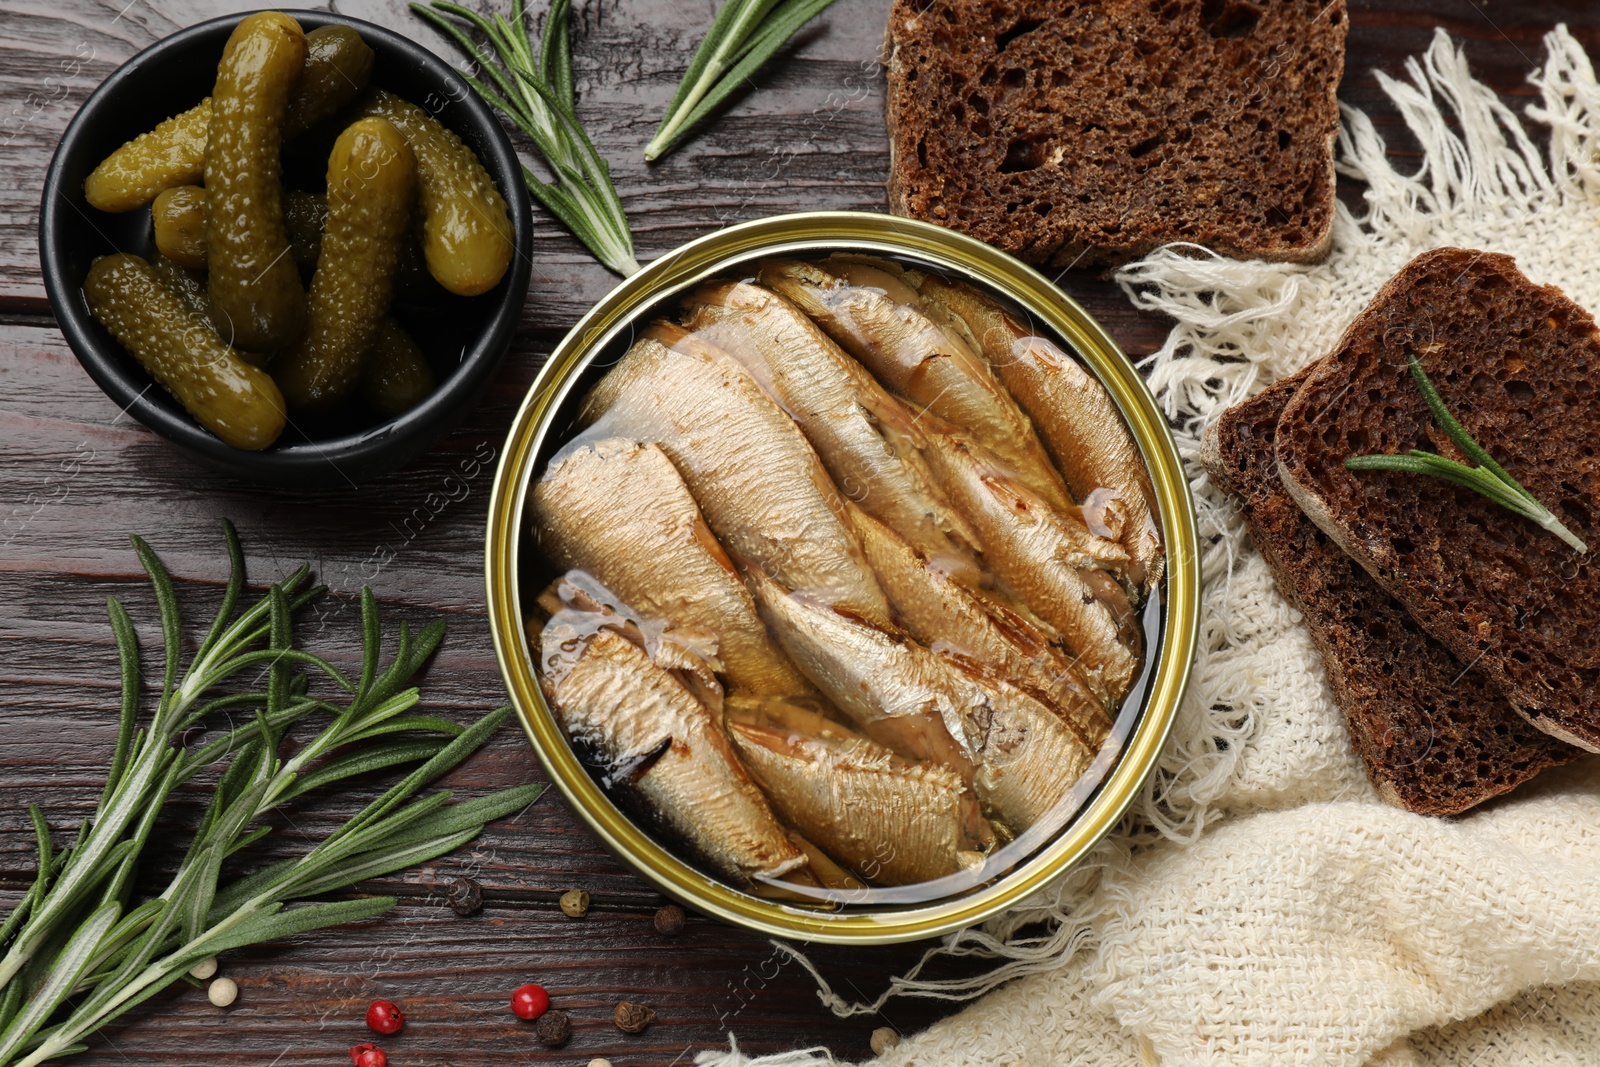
(485, 211, 1199, 945)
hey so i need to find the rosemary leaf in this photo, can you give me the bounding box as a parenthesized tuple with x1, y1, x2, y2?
(645, 0, 841, 162)
(285, 738, 456, 800)
(1344, 354, 1588, 554)
(181, 897, 398, 965)
(1343, 452, 1531, 512)
(0, 904, 119, 1065)
(280, 831, 480, 901)
(99, 598, 140, 807)
(129, 535, 182, 712)
(413, 0, 640, 276)
(351, 714, 469, 740)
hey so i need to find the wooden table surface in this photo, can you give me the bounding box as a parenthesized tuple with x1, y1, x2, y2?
(2, 1, 1596, 1063)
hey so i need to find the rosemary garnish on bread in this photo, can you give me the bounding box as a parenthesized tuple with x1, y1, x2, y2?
(1344, 353, 1587, 554)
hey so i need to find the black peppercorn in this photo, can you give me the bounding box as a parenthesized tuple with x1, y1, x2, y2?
(447, 876, 483, 917)
(652, 904, 685, 936)
(534, 1009, 572, 1047)
(613, 1001, 656, 1034)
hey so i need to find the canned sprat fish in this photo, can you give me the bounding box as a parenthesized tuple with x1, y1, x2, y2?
(485, 212, 1197, 944)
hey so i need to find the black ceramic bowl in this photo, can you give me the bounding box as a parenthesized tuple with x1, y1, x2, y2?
(39, 9, 532, 488)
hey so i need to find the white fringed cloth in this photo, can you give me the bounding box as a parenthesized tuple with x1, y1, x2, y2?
(700, 25, 1600, 1067)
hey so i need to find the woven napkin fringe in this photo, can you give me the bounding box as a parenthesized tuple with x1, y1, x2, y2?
(701, 24, 1600, 1067)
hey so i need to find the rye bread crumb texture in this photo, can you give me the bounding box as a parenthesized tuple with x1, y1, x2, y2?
(1202, 369, 1578, 816)
(1276, 248, 1600, 753)
(883, 0, 1347, 268)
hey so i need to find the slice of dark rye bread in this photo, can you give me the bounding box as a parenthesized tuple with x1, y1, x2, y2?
(882, 0, 1347, 268)
(1277, 247, 1600, 753)
(1202, 368, 1579, 816)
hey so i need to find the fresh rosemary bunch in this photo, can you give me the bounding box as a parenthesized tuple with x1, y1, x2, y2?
(0, 524, 540, 1067)
(645, 0, 842, 162)
(414, 0, 640, 276)
(1345, 353, 1588, 554)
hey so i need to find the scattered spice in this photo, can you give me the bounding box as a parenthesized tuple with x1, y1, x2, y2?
(189, 956, 219, 980)
(353, 1047, 387, 1067)
(366, 999, 405, 1035)
(534, 1008, 572, 1047)
(349, 1044, 382, 1067)
(613, 1000, 656, 1034)
(653, 903, 686, 936)
(559, 888, 590, 918)
(870, 1027, 901, 1055)
(207, 977, 238, 1007)
(447, 876, 484, 916)
(587, 1060, 614, 1067)
(511, 982, 551, 1020)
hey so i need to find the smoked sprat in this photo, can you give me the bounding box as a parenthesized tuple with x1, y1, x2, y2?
(529, 254, 1163, 893)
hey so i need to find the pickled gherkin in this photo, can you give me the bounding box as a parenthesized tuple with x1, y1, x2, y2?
(151, 186, 208, 269)
(147, 251, 210, 320)
(83, 103, 210, 214)
(205, 10, 307, 353)
(83, 254, 286, 450)
(146, 251, 272, 369)
(83, 25, 375, 214)
(276, 118, 417, 412)
(360, 318, 436, 417)
(283, 25, 374, 135)
(151, 185, 325, 275)
(356, 90, 513, 297)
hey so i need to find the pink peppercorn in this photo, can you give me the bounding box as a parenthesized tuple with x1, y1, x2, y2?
(365, 999, 404, 1035)
(511, 982, 550, 1020)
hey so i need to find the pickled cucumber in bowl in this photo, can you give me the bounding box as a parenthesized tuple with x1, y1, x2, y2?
(80, 11, 513, 451)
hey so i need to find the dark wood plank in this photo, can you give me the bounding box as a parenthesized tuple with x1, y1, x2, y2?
(4, 1, 1600, 1063)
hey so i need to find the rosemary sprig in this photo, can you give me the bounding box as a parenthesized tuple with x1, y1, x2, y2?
(414, 0, 640, 276)
(644, 0, 842, 162)
(0, 524, 540, 1067)
(1345, 353, 1588, 554)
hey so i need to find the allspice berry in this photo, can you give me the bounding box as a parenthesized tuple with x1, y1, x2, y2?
(870, 1027, 901, 1055)
(613, 1000, 656, 1034)
(559, 889, 590, 918)
(534, 1008, 572, 1047)
(652, 903, 686, 936)
(447, 876, 483, 917)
